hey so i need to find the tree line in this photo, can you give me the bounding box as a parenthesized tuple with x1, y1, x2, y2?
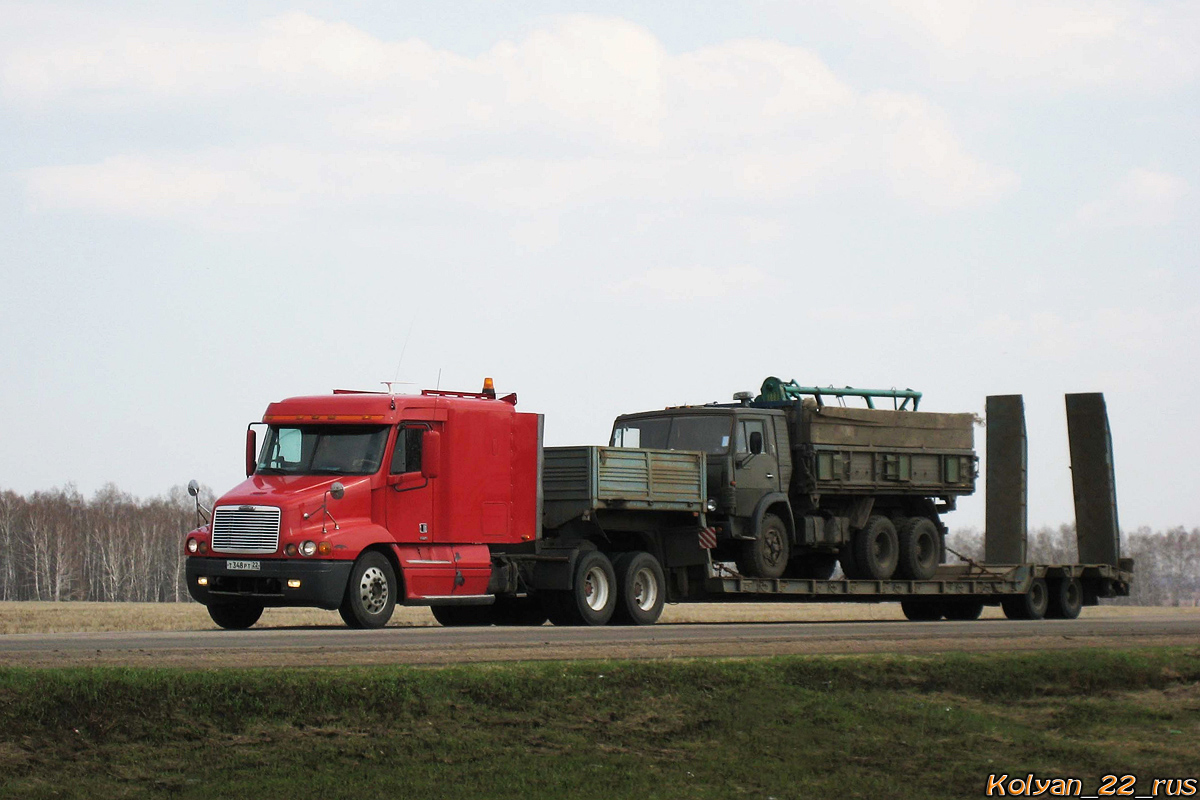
(0, 485, 1196, 605)
(0, 484, 213, 603)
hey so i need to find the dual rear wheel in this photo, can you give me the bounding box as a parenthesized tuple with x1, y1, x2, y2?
(840, 515, 941, 581)
(541, 550, 666, 627)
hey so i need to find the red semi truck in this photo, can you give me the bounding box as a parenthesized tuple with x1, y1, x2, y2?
(184, 379, 1131, 629)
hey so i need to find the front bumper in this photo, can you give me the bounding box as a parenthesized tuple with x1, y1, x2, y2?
(185, 556, 353, 610)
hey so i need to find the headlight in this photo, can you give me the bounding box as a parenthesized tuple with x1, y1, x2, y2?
(186, 538, 199, 554)
(705, 498, 718, 512)
(300, 540, 317, 557)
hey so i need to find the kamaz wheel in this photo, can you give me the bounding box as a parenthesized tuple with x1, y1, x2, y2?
(900, 600, 943, 621)
(339, 551, 397, 629)
(854, 515, 899, 580)
(611, 551, 666, 626)
(544, 550, 617, 626)
(1001, 577, 1049, 620)
(896, 517, 940, 580)
(1045, 577, 1083, 620)
(208, 602, 264, 630)
(737, 513, 790, 579)
(942, 601, 984, 621)
(788, 553, 838, 580)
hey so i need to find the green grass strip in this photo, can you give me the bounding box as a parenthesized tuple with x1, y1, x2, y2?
(1, 648, 1197, 800)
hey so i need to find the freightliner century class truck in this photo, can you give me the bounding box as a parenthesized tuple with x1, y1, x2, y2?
(184, 378, 1132, 629)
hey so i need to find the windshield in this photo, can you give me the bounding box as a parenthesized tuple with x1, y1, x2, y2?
(610, 415, 731, 455)
(256, 425, 390, 476)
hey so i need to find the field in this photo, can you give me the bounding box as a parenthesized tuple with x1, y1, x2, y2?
(1, 649, 1197, 800)
(3, 599, 1196, 634)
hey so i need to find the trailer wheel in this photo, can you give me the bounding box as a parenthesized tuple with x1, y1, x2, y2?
(492, 596, 549, 626)
(1001, 577, 1049, 620)
(207, 602, 264, 630)
(338, 551, 397, 629)
(900, 600, 944, 621)
(611, 552, 666, 626)
(788, 553, 838, 580)
(543, 550, 617, 626)
(896, 517, 940, 580)
(854, 515, 899, 580)
(737, 513, 790, 579)
(942, 601, 984, 621)
(1045, 577, 1083, 620)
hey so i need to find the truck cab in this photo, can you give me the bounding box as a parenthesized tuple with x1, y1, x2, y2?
(611, 405, 803, 579)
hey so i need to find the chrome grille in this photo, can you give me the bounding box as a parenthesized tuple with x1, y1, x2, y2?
(212, 506, 281, 554)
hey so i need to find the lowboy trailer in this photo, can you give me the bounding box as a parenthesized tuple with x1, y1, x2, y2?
(183, 379, 1131, 628)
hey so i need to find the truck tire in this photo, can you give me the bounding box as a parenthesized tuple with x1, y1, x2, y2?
(896, 517, 940, 580)
(338, 551, 398, 629)
(737, 513, 790, 579)
(1045, 577, 1083, 620)
(542, 550, 617, 626)
(430, 605, 496, 626)
(208, 602, 264, 630)
(1001, 578, 1049, 620)
(900, 600, 944, 621)
(942, 601, 984, 621)
(854, 515, 899, 580)
(491, 596, 549, 626)
(611, 552, 666, 626)
(788, 553, 838, 580)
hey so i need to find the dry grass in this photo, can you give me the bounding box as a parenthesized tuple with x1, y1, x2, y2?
(1, 599, 1194, 635)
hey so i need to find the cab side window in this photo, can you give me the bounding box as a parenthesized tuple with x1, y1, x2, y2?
(390, 427, 424, 474)
(735, 419, 767, 454)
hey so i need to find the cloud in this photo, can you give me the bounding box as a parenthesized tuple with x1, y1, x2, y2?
(1076, 169, 1189, 228)
(865, 0, 1199, 91)
(10, 13, 1016, 220)
(611, 266, 767, 301)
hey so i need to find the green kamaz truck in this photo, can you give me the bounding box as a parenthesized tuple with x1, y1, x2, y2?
(597, 378, 1130, 622)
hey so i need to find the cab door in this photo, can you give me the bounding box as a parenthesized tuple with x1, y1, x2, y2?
(384, 424, 435, 543)
(733, 415, 781, 517)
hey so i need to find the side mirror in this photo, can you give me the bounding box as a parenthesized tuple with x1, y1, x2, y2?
(245, 429, 257, 477)
(187, 479, 200, 497)
(329, 481, 345, 501)
(749, 431, 764, 455)
(421, 430, 442, 479)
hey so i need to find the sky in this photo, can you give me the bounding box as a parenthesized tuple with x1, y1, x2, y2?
(1, 0, 1197, 533)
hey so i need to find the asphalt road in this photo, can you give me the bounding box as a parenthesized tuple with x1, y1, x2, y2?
(2, 613, 1197, 668)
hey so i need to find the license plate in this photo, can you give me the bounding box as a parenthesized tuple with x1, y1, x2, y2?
(227, 560, 261, 571)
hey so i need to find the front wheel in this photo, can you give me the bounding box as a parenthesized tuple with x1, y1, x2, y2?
(611, 552, 665, 626)
(208, 602, 264, 630)
(737, 513, 790, 579)
(339, 551, 398, 629)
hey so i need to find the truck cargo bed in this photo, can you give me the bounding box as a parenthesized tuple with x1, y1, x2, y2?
(542, 446, 706, 530)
